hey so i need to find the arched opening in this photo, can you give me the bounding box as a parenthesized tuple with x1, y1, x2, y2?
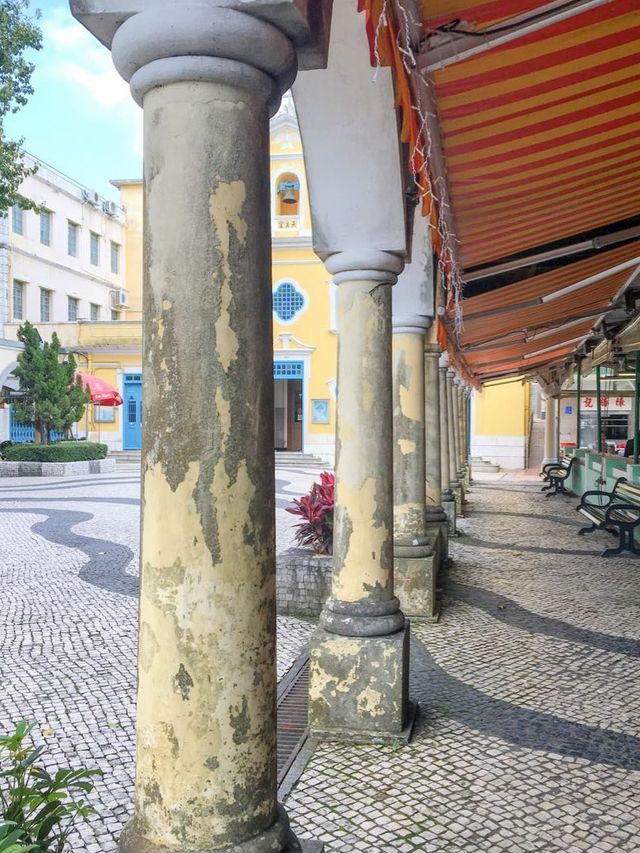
(275, 171, 301, 217)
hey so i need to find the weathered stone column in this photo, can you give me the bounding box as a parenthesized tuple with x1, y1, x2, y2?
(543, 395, 559, 466)
(424, 341, 448, 565)
(463, 387, 472, 485)
(447, 369, 462, 514)
(392, 314, 439, 620)
(439, 356, 457, 533)
(456, 381, 468, 485)
(72, 5, 316, 851)
(309, 250, 413, 742)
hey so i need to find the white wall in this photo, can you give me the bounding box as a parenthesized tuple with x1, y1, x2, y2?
(471, 435, 527, 470)
(4, 155, 126, 335)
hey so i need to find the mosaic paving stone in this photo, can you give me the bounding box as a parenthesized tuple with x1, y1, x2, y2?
(0, 469, 315, 852)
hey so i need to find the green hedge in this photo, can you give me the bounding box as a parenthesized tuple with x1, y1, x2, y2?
(2, 441, 108, 462)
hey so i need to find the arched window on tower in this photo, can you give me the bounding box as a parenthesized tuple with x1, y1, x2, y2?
(275, 172, 301, 217)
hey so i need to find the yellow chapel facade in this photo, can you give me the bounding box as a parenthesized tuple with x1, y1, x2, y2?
(1, 98, 339, 461)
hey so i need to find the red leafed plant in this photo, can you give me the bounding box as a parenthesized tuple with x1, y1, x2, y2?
(286, 471, 335, 555)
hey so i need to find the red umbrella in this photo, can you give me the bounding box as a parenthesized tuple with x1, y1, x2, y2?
(76, 371, 123, 406)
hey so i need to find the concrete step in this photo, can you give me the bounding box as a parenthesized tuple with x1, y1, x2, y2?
(275, 452, 329, 469)
(471, 457, 501, 473)
(110, 451, 141, 465)
(110, 450, 331, 470)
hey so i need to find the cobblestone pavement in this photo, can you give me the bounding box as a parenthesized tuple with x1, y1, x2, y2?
(3, 472, 639, 851)
(0, 468, 316, 852)
(285, 480, 640, 851)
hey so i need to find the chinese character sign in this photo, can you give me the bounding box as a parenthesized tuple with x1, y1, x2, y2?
(584, 395, 593, 408)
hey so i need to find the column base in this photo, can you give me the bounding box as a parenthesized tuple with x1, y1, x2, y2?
(309, 625, 412, 744)
(442, 497, 457, 535)
(394, 544, 440, 621)
(118, 806, 315, 853)
(453, 484, 464, 517)
(433, 520, 449, 569)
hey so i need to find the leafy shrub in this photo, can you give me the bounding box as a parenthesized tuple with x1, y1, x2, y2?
(2, 442, 107, 463)
(286, 471, 335, 555)
(0, 721, 101, 852)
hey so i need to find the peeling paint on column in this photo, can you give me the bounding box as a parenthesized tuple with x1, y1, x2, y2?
(333, 478, 392, 602)
(209, 180, 246, 373)
(133, 80, 279, 850)
(392, 331, 427, 543)
(331, 280, 394, 607)
(398, 439, 416, 455)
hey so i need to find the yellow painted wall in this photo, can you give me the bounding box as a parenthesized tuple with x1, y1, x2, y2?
(474, 378, 531, 437)
(113, 181, 144, 318)
(272, 248, 337, 441)
(8, 115, 337, 454)
(83, 353, 142, 442)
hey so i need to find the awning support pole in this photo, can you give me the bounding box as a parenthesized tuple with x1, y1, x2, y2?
(576, 360, 581, 449)
(634, 354, 640, 465)
(596, 365, 602, 453)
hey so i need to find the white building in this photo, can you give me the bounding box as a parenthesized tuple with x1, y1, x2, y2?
(0, 154, 127, 441)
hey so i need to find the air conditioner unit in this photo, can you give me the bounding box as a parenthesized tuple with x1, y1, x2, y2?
(110, 289, 128, 308)
(82, 189, 100, 206)
(102, 200, 117, 216)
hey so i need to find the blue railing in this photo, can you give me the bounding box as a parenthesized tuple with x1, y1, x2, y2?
(10, 408, 62, 444)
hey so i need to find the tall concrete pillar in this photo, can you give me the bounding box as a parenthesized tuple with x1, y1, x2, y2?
(309, 250, 412, 742)
(392, 317, 439, 620)
(454, 380, 464, 474)
(543, 396, 559, 466)
(424, 342, 448, 565)
(447, 369, 462, 514)
(463, 387, 472, 485)
(456, 382, 468, 485)
(72, 5, 318, 851)
(439, 357, 456, 533)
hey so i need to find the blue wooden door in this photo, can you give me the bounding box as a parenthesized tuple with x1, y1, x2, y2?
(123, 374, 142, 450)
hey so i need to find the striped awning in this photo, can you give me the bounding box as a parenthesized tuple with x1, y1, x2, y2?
(360, 0, 640, 380)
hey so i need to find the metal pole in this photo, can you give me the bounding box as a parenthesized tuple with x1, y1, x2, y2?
(634, 353, 640, 465)
(576, 360, 581, 448)
(596, 365, 602, 453)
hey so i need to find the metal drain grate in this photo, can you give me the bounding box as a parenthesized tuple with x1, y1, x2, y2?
(277, 650, 310, 785)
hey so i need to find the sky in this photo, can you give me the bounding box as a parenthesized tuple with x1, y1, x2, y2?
(4, 0, 143, 200)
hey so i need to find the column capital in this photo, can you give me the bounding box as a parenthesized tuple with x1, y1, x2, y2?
(82, 0, 308, 112)
(425, 342, 441, 356)
(392, 314, 432, 334)
(325, 249, 405, 285)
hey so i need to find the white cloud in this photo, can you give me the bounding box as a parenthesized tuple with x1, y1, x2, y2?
(41, 5, 142, 154)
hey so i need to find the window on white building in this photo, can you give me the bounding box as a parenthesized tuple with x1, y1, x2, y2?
(12, 280, 24, 320)
(12, 205, 24, 236)
(90, 303, 100, 321)
(111, 309, 120, 321)
(40, 210, 52, 246)
(90, 232, 100, 266)
(68, 296, 79, 322)
(110, 241, 120, 275)
(40, 288, 51, 322)
(68, 221, 79, 257)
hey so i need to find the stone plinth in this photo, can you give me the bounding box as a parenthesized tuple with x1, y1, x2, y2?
(309, 626, 413, 744)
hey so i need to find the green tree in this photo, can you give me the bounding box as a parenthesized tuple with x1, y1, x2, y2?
(0, 0, 42, 213)
(13, 321, 89, 443)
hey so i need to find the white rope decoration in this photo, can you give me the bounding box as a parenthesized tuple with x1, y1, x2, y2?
(369, 0, 466, 333)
